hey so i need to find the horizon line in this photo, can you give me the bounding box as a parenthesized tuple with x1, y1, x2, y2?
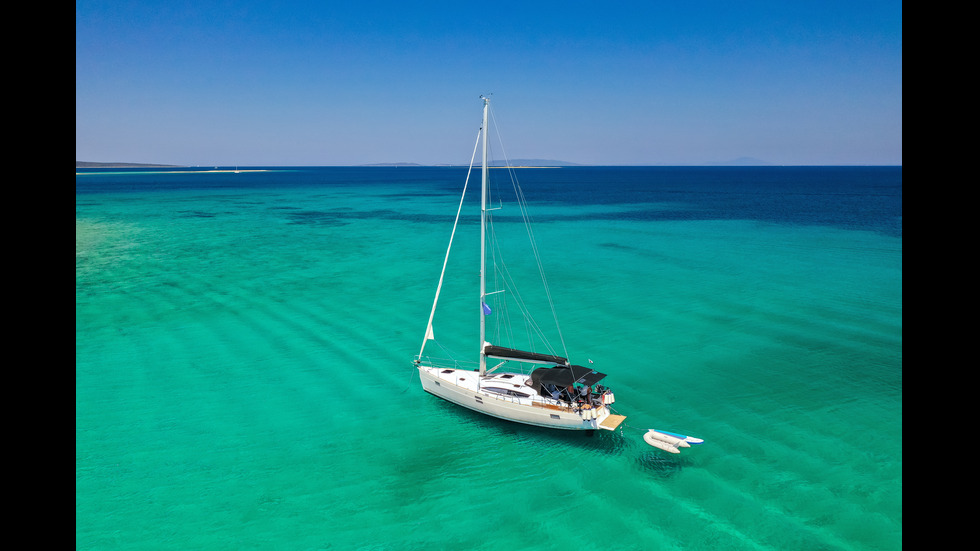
(76, 161, 903, 168)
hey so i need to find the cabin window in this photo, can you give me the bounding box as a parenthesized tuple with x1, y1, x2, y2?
(484, 387, 530, 398)
(550, 414, 561, 419)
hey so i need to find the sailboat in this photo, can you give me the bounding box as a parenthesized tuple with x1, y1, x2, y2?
(413, 97, 627, 432)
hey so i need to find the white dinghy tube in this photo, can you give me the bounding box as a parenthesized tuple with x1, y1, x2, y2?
(643, 429, 704, 453)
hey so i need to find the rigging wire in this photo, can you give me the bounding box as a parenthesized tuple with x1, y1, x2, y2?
(486, 104, 569, 360)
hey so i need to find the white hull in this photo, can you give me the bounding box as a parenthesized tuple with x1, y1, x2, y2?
(417, 364, 624, 431)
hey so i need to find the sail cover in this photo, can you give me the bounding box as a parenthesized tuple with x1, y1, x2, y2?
(530, 365, 607, 388)
(483, 344, 568, 366)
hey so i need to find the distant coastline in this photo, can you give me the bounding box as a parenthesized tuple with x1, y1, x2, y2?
(77, 161, 180, 168)
(76, 158, 583, 169)
(359, 159, 580, 167)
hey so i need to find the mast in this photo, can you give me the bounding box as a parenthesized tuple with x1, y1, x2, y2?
(479, 96, 489, 376)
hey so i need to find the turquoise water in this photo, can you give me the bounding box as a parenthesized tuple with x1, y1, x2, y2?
(77, 167, 901, 550)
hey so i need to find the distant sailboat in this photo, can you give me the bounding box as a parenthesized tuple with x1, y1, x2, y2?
(413, 97, 626, 432)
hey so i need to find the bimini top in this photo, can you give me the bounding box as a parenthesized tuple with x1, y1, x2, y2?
(530, 364, 607, 389)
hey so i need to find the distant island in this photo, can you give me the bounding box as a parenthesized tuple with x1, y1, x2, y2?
(358, 162, 424, 167)
(355, 158, 778, 167)
(704, 157, 774, 166)
(360, 159, 582, 167)
(76, 161, 179, 168)
(488, 159, 580, 167)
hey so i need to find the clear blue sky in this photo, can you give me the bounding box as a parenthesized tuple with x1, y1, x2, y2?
(76, 1, 902, 166)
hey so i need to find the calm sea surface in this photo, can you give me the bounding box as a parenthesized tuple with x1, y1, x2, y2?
(77, 166, 902, 550)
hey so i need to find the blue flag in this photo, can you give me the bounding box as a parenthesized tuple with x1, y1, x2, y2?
(482, 302, 492, 315)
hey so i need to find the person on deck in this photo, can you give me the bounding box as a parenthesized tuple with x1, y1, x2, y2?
(545, 383, 561, 400)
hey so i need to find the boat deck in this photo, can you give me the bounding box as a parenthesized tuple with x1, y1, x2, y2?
(418, 362, 621, 426)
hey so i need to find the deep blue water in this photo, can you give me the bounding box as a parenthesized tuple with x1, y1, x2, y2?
(77, 166, 902, 237)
